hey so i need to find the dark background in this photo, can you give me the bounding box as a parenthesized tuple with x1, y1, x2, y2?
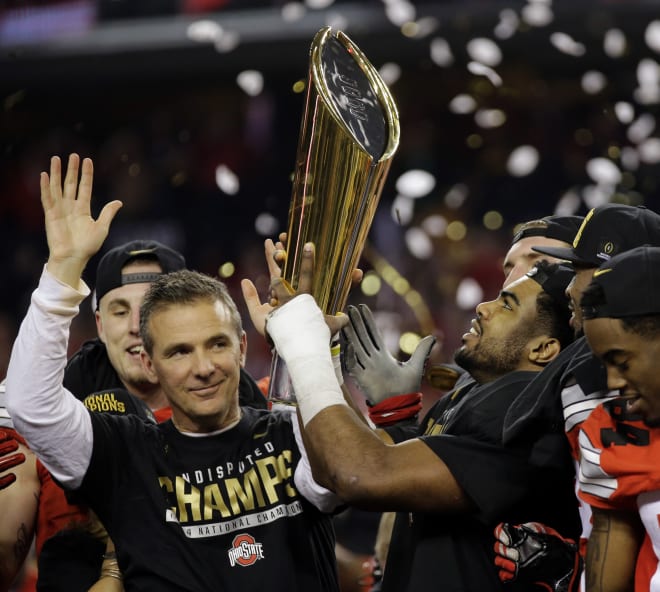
(2, 0, 660, 392)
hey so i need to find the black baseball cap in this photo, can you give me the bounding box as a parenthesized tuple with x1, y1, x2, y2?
(526, 261, 574, 309)
(511, 215, 584, 246)
(532, 204, 660, 267)
(581, 246, 660, 319)
(94, 240, 186, 309)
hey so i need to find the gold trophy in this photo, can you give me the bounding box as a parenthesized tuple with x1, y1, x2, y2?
(268, 26, 400, 404)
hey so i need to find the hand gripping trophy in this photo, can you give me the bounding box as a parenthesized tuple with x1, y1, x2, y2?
(269, 26, 400, 404)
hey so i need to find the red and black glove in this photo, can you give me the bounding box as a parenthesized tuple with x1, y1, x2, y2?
(0, 428, 26, 490)
(494, 522, 582, 592)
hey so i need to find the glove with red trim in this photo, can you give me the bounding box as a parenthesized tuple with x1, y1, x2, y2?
(341, 304, 434, 426)
(367, 393, 423, 427)
(0, 428, 26, 490)
(494, 522, 582, 592)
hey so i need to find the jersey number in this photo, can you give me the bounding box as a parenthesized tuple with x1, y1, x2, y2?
(600, 399, 649, 447)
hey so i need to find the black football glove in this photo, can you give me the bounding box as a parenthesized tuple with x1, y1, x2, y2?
(493, 522, 582, 592)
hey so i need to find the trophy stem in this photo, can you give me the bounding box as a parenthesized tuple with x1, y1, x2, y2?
(267, 353, 296, 405)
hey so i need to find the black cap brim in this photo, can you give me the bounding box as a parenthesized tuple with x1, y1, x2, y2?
(531, 245, 593, 266)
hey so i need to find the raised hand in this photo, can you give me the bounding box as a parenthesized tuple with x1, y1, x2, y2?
(41, 154, 122, 288)
(242, 238, 352, 338)
(241, 237, 286, 336)
(267, 243, 347, 337)
(342, 304, 435, 404)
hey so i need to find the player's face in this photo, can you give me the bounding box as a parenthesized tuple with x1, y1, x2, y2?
(455, 275, 541, 383)
(565, 266, 596, 335)
(502, 237, 569, 287)
(585, 316, 660, 427)
(141, 298, 246, 432)
(96, 261, 162, 394)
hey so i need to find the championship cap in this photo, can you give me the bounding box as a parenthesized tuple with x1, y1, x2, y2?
(94, 240, 186, 309)
(525, 261, 574, 309)
(511, 215, 583, 246)
(581, 246, 660, 320)
(532, 204, 660, 267)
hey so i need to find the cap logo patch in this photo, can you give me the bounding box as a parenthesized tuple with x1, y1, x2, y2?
(227, 533, 264, 567)
(597, 240, 617, 261)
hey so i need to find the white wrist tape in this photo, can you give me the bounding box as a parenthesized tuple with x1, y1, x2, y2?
(267, 294, 347, 425)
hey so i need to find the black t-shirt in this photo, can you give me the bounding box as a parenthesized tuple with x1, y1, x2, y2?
(64, 338, 268, 410)
(37, 341, 268, 591)
(382, 371, 580, 592)
(76, 406, 338, 592)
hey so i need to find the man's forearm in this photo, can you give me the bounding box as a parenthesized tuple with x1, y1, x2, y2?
(585, 508, 641, 592)
(0, 442, 38, 589)
(6, 267, 93, 488)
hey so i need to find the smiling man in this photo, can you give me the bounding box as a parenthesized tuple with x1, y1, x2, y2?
(578, 246, 660, 592)
(138, 271, 247, 432)
(453, 263, 573, 385)
(495, 204, 660, 592)
(6, 154, 341, 591)
(68, 240, 188, 417)
(503, 204, 660, 473)
(262, 245, 579, 592)
(580, 247, 660, 425)
(38, 236, 265, 591)
(65, 239, 268, 419)
(503, 203, 660, 473)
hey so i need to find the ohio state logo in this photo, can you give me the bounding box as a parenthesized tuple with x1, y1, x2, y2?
(227, 533, 265, 567)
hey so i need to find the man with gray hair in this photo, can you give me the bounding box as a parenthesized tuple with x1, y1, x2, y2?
(6, 154, 342, 591)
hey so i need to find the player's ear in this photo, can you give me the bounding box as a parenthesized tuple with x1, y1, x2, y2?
(95, 309, 106, 344)
(140, 351, 159, 384)
(527, 336, 560, 367)
(240, 332, 247, 368)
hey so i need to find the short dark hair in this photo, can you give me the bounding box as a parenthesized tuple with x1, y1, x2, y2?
(139, 270, 243, 355)
(535, 291, 573, 348)
(581, 281, 660, 338)
(622, 316, 660, 338)
(533, 260, 574, 348)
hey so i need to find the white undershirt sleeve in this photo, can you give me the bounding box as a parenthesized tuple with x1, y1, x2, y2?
(271, 404, 343, 513)
(6, 266, 93, 489)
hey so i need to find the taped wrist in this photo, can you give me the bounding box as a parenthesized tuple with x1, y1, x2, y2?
(368, 392, 422, 427)
(267, 295, 347, 426)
